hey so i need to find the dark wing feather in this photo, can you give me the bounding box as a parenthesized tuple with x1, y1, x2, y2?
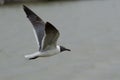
(42, 22, 60, 51)
(23, 5, 45, 50)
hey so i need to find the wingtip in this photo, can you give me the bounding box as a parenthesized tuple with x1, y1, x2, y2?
(23, 5, 37, 17)
(23, 5, 28, 15)
(23, 4, 25, 8)
(23, 5, 29, 13)
(23, 5, 27, 10)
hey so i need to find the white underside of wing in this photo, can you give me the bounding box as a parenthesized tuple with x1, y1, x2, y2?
(33, 29, 39, 47)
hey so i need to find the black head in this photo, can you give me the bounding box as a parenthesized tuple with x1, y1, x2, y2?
(60, 46, 71, 52)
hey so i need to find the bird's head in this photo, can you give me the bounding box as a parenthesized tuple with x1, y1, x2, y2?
(60, 46, 71, 52)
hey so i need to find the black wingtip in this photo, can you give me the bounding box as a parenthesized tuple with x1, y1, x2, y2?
(23, 5, 26, 8)
(23, 5, 31, 16)
(23, 5, 37, 17)
(23, 5, 28, 11)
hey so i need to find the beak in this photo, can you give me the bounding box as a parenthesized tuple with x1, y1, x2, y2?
(60, 46, 71, 52)
(66, 49, 71, 51)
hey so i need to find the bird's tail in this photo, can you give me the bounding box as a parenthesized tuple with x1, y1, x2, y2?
(24, 51, 40, 60)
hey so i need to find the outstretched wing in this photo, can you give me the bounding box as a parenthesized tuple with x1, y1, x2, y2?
(23, 5, 45, 50)
(42, 22, 60, 51)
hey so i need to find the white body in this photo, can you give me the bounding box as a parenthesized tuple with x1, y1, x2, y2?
(25, 45, 60, 59)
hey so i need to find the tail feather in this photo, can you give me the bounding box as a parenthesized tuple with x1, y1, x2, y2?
(24, 51, 40, 60)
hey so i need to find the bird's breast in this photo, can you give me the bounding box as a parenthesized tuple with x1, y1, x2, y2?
(39, 48, 60, 57)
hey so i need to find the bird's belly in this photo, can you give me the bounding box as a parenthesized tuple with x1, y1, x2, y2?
(39, 49, 59, 57)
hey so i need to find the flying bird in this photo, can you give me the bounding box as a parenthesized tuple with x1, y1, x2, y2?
(23, 5, 71, 60)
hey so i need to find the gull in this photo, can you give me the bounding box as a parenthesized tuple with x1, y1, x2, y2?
(23, 5, 71, 60)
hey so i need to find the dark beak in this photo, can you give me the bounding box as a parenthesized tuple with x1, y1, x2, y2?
(60, 46, 71, 52)
(66, 48, 71, 51)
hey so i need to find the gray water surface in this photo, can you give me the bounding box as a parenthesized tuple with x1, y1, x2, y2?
(0, 0, 120, 80)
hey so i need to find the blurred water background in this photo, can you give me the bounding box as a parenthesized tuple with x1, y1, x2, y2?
(0, 0, 120, 80)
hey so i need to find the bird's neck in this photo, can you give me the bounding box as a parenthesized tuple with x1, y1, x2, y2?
(56, 45, 61, 52)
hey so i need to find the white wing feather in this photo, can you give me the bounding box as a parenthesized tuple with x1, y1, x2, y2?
(33, 29, 39, 47)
